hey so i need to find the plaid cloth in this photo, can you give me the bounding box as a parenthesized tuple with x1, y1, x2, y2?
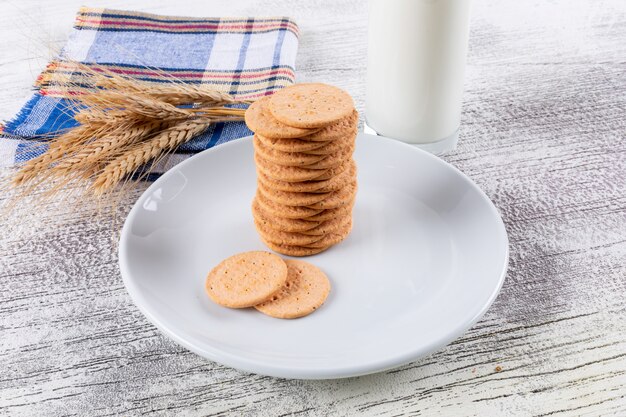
(0, 7, 299, 176)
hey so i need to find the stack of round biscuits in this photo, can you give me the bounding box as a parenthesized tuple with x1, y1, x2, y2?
(244, 83, 358, 256)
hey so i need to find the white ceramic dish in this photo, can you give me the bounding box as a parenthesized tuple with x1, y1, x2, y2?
(119, 133, 508, 379)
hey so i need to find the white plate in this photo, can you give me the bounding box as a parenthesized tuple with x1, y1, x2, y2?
(119, 133, 508, 379)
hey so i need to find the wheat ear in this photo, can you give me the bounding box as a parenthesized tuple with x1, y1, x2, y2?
(52, 120, 171, 173)
(92, 120, 211, 194)
(12, 125, 98, 186)
(94, 73, 237, 105)
(81, 91, 193, 120)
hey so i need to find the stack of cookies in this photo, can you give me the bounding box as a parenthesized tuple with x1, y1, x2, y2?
(244, 83, 358, 257)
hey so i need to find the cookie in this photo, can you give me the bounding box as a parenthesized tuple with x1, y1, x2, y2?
(303, 200, 355, 222)
(256, 134, 331, 153)
(252, 198, 320, 233)
(255, 260, 331, 319)
(245, 96, 319, 139)
(255, 153, 332, 182)
(305, 181, 357, 210)
(257, 159, 357, 194)
(268, 83, 355, 128)
(205, 251, 287, 308)
(300, 158, 352, 181)
(298, 143, 354, 170)
(299, 212, 353, 236)
(303, 219, 353, 248)
(254, 218, 325, 246)
(301, 129, 357, 155)
(297, 110, 359, 142)
(254, 135, 326, 167)
(257, 181, 332, 207)
(255, 192, 323, 219)
(260, 236, 330, 257)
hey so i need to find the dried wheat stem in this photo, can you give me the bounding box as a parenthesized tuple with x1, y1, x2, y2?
(188, 108, 247, 116)
(52, 120, 170, 173)
(10, 60, 252, 198)
(12, 125, 95, 186)
(92, 119, 211, 194)
(95, 74, 237, 105)
(81, 91, 193, 120)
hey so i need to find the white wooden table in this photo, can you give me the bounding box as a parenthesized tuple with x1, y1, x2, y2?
(1, 0, 625, 415)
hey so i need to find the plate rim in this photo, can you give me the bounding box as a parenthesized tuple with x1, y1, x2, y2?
(119, 133, 509, 379)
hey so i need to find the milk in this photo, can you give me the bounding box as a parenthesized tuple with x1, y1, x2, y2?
(366, 0, 471, 152)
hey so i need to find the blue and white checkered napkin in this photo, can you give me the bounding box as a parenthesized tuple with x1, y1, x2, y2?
(0, 7, 299, 176)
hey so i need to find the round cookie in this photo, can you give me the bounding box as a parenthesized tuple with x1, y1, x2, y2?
(260, 236, 330, 257)
(303, 219, 353, 248)
(292, 160, 351, 182)
(304, 200, 355, 222)
(256, 134, 331, 153)
(306, 181, 357, 210)
(299, 212, 353, 236)
(254, 136, 326, 167)
(205, 251, 287, 308)
(298, 144, 354, 170)
(257, 181, 332, 207)
(245, 96, 319, 139)
(255, 153, 332, 182)
(255, 260, 331, 319)
(308, 158, 353, 181)
(254, 218, 325, 246)
(252, 198, 320, 233)
(255, 192, 323, 219)
(257, 159, 357, 194)
(302, 129, 357, 155)
(297, 110, 359, 142)
(268, 83, 355, 128)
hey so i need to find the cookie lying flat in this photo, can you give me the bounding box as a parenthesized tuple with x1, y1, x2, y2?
(245, 96, 318, 139)
(205, 251, 287, 308)
(256, 134, 331, 153)
(297, 110, 359, 142)
(252, 198, 320, 233)
(303, 201, 355, 222)
(298, 212, 352, 236)
(257, 181, 332, 207)
(302, 130, 357, 155)
(269, 83, 355, 128)
(298, 144, 354, 170)
(260, 235, 331, 257)
(305, 181, 357, 210)
(257, 159, 357, 194)
(309, 158, 353, 181)
(303, 220, 353, 248)
(254, 218, 326, 246)
(255, 192, 323, 219)
(255, 153, 331, 182)
(255, 260, 331, 319)
(284, 158, 352, 183)
(254, 135, 326, 167)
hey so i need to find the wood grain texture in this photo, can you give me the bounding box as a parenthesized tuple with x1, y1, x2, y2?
(1, 0, 625, 415)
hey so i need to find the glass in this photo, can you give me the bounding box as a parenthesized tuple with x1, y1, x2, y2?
(365, 0, 472, 154)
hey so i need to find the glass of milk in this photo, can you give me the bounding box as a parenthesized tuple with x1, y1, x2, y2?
(365, 0, 472, 154)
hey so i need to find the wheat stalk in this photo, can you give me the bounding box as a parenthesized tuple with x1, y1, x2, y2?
(79, 91, 191, 120)
(53, 120, 170, 173)
(9, 61, 249, 198)
(91, 119, 211, 195)
(13, 125, 98, 186)
(60, 63, 241, 106)
(95, 72, 238, 105)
